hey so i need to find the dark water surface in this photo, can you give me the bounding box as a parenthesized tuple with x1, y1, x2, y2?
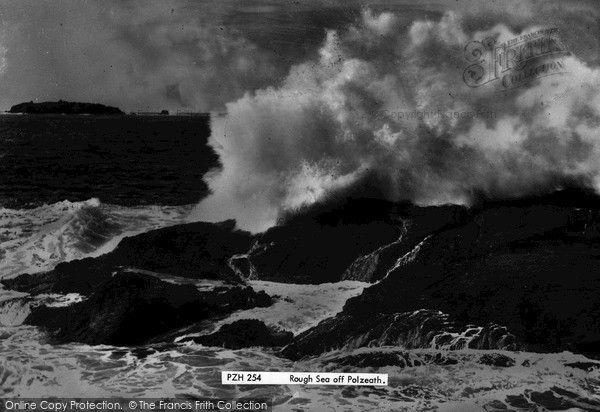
(0, 114, 218, 208)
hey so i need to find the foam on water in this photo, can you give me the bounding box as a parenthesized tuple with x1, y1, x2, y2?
(0, 198, 194, 279)
(228, 280, 369, 335)
(0, 284, 598, 410)
(0, 199, 598, 410)
(174, 280, 369, 343)
(308, 347, 600, 411)
(0, 325, 292, 399)
(1, 322, 599, 411)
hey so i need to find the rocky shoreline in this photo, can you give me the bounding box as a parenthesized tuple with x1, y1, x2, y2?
(2, 188, 600, 360)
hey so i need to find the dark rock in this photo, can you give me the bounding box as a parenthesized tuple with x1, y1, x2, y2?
(281, 310, 515, 360)
(565, 361, 600, 371)
(2, 220, 253, 295)
(550, 386, 600, 409)
(106, 219, 252, 281)
(182, 319, 293, 349)
(505, 394, 533, 409)
(483, 400, 508, 410)
(9, 188, 600, 358)
(528, 390, 575, 410)
(469, 325, 516, 350)
(248, 216, 400, 283)
(321, 351, 459, 368)
(247, 198, 466, 283)
(25, 272, 272, 345)
(282, 189, 600, 359)
(9, 100, 124, 115)
(340, 388, 358, 398)
(2, 258, 114, 296)
(342, 202, 468, 282)
(478, 354, 515, 367)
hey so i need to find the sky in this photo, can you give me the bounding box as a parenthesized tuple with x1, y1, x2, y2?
(1, 0, 597, 113)
(0, 0, 357, 112)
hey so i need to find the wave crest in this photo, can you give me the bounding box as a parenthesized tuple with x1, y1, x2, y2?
(0, 199, 193, 278)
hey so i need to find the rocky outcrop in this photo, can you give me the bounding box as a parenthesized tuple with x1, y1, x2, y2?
(25, 272, 272, 345)
(1, 259, 114, 296)
(2, 220, 253, 296)
(504, 387, 600, 411)
(478, 353, 515, 367)
(0, 199, 465, 288)
(244, 200, 402, 283)
(282, 189, 600, 359)
(105, 219, 252, 281)
(5, 188, 600, 357)
(9, 100, 123, 115)
(240, 198, 467, 283)
(181, 319, 293, 349)
(319, 350, 461, 368)
(281, 310, 515, 360)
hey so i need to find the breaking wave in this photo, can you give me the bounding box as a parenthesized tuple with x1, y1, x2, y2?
(0, 199, 194, 279)
(1, 325, 599, 410)
(191, 9, 600, 233)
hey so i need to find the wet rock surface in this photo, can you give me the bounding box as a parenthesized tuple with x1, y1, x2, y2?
(320, 351, 461, 368)
(282, 189, 600, 359)
(2, 220, 253, 296)
(478, 353, 516, 367)
(4, 189, 600, 358)
(181, 319, 293, 349)
(503, 386, 600, 411)
(281, 310, 516, 360)
(25, 272, 272, 345)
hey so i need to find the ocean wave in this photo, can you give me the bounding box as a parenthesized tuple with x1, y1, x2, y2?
(0, 199, 194, 279)
(1, 323, 599, 411)
(0, 275, 598, 409)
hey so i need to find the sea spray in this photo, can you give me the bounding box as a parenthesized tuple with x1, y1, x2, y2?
(191, 10, 600, 233)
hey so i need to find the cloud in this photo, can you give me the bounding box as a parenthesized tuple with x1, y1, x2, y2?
(0, 46, 7, 76)
(2, 0, 597, 114)
(0, 0, 327, 112)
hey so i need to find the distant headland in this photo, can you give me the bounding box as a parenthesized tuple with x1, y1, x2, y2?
(8, 100, 124, 115)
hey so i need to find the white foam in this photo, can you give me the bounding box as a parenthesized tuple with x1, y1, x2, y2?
(0, 297, 32, 326)
(175, 280, 368, 343)
(0, 199, 193, 279)
(2, 325, 599, 410)
(234, 280, 368, 335)
(37, 293, 85, 308)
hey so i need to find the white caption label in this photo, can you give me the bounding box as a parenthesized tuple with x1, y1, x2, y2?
(222, 371, 388, 386)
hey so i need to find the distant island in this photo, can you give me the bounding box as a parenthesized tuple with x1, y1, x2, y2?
(8, 100, 124, 115)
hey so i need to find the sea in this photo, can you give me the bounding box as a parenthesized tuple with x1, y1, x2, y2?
(0, 114, 216, 277)
(0, 114, 598, 411)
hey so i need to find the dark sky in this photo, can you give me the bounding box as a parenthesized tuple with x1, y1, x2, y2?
(0, 0, 598, 112)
